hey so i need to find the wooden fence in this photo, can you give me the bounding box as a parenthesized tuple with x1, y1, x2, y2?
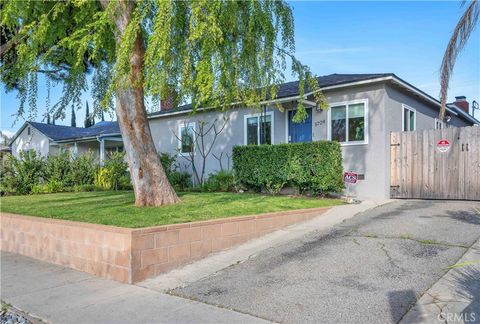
(390, 126, 479, 200)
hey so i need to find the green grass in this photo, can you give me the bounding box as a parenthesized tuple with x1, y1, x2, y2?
(0, 191, 343, 228)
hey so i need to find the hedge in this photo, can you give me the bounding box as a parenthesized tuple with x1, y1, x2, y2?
(232, 141, 344, 195)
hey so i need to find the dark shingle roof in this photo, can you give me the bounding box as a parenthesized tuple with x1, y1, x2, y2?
(28, 121, 120, 141)
(148, 73, 393, 117)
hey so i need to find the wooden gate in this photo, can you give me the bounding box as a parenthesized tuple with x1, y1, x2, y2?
(390, 126, 480, 200)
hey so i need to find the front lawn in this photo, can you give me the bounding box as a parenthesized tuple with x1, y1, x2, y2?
(0, 191, 343, 228)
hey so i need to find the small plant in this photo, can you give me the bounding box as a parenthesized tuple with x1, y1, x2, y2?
(169, 171, 192, 191)
(94, 153, 129, 190)
(202, 170, 236, 192)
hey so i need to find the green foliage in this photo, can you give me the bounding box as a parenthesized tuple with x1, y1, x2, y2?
(1, 0, 325, 123)
(94, 152, 130, 190)
(159, 152, 191, 190)
(0, 149, 98, 195)
(0, 150, 46, 195)
(202, 170, 236, 192)
(169, 171, 192, 191)
(45, 151, 72, 186)
(159, 152, 177, 179)
(233, 142, 344, 195)
(31, 179, 65, 194)
(70, 151, 97, 186)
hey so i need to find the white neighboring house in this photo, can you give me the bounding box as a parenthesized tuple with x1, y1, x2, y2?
(9, 121, 123, 164)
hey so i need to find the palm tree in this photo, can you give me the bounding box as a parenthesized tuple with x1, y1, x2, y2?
(440, 0, 479, 120)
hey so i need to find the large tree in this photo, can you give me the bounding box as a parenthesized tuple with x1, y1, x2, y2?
(440, 0, 478, 120)
(1, 0, 323, 206)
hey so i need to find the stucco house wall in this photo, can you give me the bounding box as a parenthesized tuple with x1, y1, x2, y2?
(11, 125, 51, 158)
(148, 80, 475, 199)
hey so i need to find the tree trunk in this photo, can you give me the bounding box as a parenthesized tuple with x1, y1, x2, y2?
(105, 1, 179, 206)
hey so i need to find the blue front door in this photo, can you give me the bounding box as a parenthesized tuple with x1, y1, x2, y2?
(288, 108, 312, 143)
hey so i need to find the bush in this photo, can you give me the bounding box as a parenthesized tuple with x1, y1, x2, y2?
(70, 151, 97, 186)
(45, 151, 72, 186)
(159, 152, 192, 190)
(169, 171, 192, 190)
(232, 141, 344, 195)
(159, 152, 177, 179)
(94, 152, 130, 190)
(202, 170, 235, 192)
(0, 150, 46, 195)
(31, 179, 65, 194)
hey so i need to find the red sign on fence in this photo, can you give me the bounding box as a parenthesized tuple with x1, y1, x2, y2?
(437, 139, 450, 153)
(343, 172, 358, 184)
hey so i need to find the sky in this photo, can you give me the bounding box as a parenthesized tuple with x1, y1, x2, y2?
(1, 1, 479, 137)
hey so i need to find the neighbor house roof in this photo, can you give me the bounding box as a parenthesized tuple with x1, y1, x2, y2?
(147, 73, 478, 126)
(9, 121, 121, 146)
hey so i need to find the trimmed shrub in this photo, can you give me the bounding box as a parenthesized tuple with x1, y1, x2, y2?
(203, 170, 236, 192)
(233, 141, 344, 195)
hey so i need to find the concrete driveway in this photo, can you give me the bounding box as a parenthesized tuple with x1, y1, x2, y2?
(172, 200, 480, 323)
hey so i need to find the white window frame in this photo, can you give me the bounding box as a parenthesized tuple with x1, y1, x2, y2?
(434, 118, 445, 129)
(243, 111, 275, 145)
(402, 104, 416, 132)
(178, 122, 196, 156)
(327, 98, 369, 146)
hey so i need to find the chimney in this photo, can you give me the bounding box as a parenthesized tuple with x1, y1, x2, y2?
(160, 97, 174, 111)
(454, 96, 469, 114)
(160, 89, 177, 111)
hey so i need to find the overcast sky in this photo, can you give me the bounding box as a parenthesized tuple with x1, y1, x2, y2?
(1, 1, 479, 137)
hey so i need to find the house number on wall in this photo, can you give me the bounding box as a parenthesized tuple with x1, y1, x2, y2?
(315, 120, 325, 127)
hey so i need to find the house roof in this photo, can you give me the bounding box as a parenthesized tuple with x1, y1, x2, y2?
(147, 73, 479, 126)
(148, 73, 393, 118)
(9, 121, 121, 146)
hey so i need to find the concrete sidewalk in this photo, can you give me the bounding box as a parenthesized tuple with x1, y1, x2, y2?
(400, 238, 480, 324)
(1, 252, 268, 324)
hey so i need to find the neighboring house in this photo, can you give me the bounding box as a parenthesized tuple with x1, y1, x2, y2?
(9, 73, 479, 199)
(9, 121, 122, 164)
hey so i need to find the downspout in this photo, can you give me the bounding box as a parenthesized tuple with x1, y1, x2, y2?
(96, 136, 105, 166)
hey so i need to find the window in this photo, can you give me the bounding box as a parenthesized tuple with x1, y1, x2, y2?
(435, 118, 445, 129)
(402, 105, 416, 131)
(178, 123, 195, 155)
(329, 101, 367, 144)
(244, 112, 273, 145)
(27, 126, 31, 136)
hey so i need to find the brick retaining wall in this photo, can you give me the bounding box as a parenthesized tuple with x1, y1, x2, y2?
(1, 207, 330, 283)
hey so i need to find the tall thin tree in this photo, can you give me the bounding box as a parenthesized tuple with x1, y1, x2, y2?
(84, 101, 91, 128)
(71, 105, 77, 127)
(440, 0, 479, 120)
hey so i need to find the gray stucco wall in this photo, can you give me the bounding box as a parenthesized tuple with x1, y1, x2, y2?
(149, 106, 288, 184)
(11, 125, 51, 158)
(313, 83, 389, 199)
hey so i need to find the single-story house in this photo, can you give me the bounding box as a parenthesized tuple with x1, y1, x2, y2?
(9, 121, 123, 164)
(9, 73, 479, 199)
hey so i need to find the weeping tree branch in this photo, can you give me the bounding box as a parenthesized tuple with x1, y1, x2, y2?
(440, 0, 479, 120)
